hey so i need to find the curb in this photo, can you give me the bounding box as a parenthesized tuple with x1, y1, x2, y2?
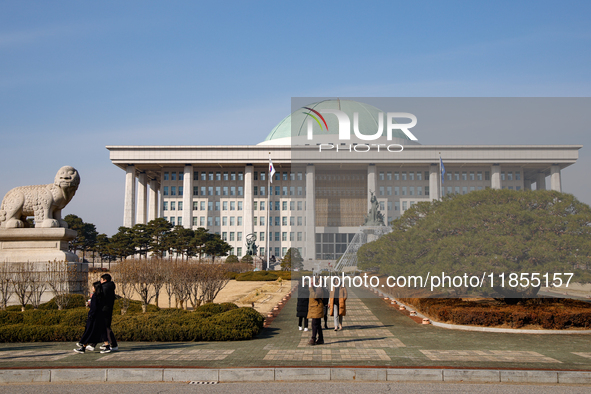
(1, 367, 590, 384)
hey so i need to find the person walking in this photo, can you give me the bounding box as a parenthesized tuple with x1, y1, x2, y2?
(99, 273, 118, 353)
(296, 279, 310, 331)
(329, 284, 348, 331)
(322, 280, 329, 329)
(74, 281, 106, 353)
(307, 280, 324, 345)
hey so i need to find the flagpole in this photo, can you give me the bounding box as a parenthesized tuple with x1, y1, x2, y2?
(439, 151, 441, 198)
(266, 152, 270, 269)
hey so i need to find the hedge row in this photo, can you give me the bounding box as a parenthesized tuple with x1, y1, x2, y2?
(0, 302, 264, 342)
(399, 297, 591, 329)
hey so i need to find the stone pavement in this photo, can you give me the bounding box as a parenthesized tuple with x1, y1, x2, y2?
(1, 286, 590, 372)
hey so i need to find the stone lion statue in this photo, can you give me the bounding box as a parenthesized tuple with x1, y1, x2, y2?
(0, 166, 80, 229)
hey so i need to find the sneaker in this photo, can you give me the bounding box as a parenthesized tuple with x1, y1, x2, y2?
(100, 346, 111, 354)
(73, 347, 85, 354)
(110, 346, 118, 351)
(99, 345, 108, 350)
(304, 327, 309, 332)
(76, 342, 83, 347)
(298, 326, 303, 331)
(86, 345, 95, 352)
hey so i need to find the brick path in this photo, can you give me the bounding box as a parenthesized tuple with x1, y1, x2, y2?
(1, 286, 590, 370)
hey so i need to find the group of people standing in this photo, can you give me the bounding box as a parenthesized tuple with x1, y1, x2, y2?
(296, 279, 348, 346)
(74, 273, 119, 354)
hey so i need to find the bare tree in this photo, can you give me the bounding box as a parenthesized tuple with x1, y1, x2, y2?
(112, 261, 134, 315)
(46, 260, 77, 310)
(162, 260, 176, 308)
(28, 270, 46, 309)
(12, 263, 33, 311)
(151, 258, 166, 308)
(173, 260, 192, 310)
(198, 263, 230, 304)
(127, 259, 158, 313)
(0, 262, 12, 310)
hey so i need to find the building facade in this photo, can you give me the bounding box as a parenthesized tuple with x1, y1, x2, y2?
(107, 100, 581, 261)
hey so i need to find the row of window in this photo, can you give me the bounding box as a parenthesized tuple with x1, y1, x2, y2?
(379, 186, 429, 197)
(190, 186, 245, 196)
(254, 171, 303, 182)
(253, 216, 305, 226)
(164, 171, 246, 182)
(166, 200, 306, 212)
(223, 231, 304, 243)
(379, 171, 429, 181)
(253, 186, 304, 196)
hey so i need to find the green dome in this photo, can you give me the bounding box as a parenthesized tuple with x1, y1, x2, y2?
(261, 99, 414, 143)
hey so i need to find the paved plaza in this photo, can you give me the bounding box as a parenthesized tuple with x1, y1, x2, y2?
(1, 286, 590, 371)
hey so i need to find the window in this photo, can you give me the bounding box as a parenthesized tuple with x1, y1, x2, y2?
(275, 173, 280, 181)
(208, 201, 213, 211)
(193, 202, 198, 210)
(259, 232, 265, 241)
(501, 172, 506, 181)
(417, 172, 422, 181)
(222, 217, 227, 226)
(223, 201, 228, 210)
(516, 186, 521, 190)
(260, 217, 265, 226)
(455, 172, 460, 181)
(216, 172, 221, 181)
(447, 173, 452, 181)
(394, 186, 399, 196)
(417, 186, 422, 195)
(470, 172, 475, 181)
(237, 232, 242, 241)
(290, 201, 295, 210)
(163, 172, 169, 181)
(237, 247, 242, 256)
(402, 187, 407, 196)
(254, 171, 258, 181)
(223, 187, 228, 196)
(254, 186, 258, 196)
(230, 201, 235, 210)
(477, 171, 483, 181)
(379, 201, 385, 210)
(297, 186, 302, 195)
(275, 232, 280, 241)
(425, 171, 430, 180)
(201, 186, 206, 196)
(282, 201, 287, 210)
(409, 187, 414, 196)
(470, 186, 475, 192)
(178, 202, 183, 211)
(208, 186, 213, 196)
(215, 186, 220, 196)
(394, 172, 399, 181)
(297, 232, 302, 241)
(238, 187, 243, 196)
(462, 186, 467, 194)
(379, 186, 384, 196)
(282, 217, 287, 226)
(275, 217, 280, 226)
(425, 186, 429, 196)
(455, 186, 460, 194)
(200, 201, 205, 210)
(260, 201, 265, 210)
(179, 173, 184, 181)
(192, 217, 198, 226)
(170, 217, 175, 225)
(261, 172, 266, 181)
(237, 216, 242, 226)
(171, 172, 176, 181)
(208, 172, 214, 181)
(282, 232, 287, 241)
(223, 172, 228, 181)
(163, 202, 168, 210)
(297, 217, 302, 226)
(238, 172, 243, 181)
(231, 172, 236, 181)
(260, 186, 266, 196)
(215, 217, 220, 226)
(222, 232, 227, 241)
(193, 186, 199, 196)
(485, 171, 490, 181)
(163, 186, 169, 196)
(447, 186, 452, 195)
(201, 172, 206, 181)
(171, 202, 176, 211)
(297, 201, 302, 210)
(515, 172, 521, 181)
(402, 201, 407, 211)
(254, 216, 258, 226)
(229, 186, 235, 196)
(275, 201, 280, 211)
(290, 216, 295, 225)
(387, 201, 392, 211)
(508, 172, 513, 181)
(215, 201, 220, 210)
(402, 172, 407, 181)
(409, 172, 414, 181)
(200, 217, 205, 226)
(275, 186, 280, 195)
(379, 172, 384, 181)
(230, 216, 235, 226)
(462, 172, 467, 181)
(298, 172, 303, 181)
(394, 201, 399, 211)
(290, 186, 295, 195)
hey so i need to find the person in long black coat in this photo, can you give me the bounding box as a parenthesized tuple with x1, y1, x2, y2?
(74, 281, 106, 353)
(296, 280, 310, 331)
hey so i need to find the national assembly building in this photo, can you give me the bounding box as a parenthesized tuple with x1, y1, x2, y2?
(107, 99, 581, 262)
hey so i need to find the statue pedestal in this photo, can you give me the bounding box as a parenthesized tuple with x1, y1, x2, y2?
(0, 228, 79, 263)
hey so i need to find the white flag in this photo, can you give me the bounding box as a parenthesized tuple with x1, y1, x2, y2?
(269, 158, 276, 183)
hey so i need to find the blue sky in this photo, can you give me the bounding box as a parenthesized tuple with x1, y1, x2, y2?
(1, 1, 590, 235)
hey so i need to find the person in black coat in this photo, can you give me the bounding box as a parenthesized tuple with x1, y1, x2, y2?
(296, 280, 310, 331)
(99, 273, 118, 352)
(74, 281, 106, 353)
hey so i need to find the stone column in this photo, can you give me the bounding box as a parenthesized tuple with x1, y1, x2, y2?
(491, 164, 501, 189)
(243, 164, 254, 238)
(148, 179, 158, 221)
(367, 164, 377, 210)
(123, 165, 136, 228)
(551, 164, 562, 192)
(536, 172, 547, 191)
(305, 164, 315, 260)
(137, 172, 147, 224)
(429, 164, 439, 201)
(182, 164, 193, 228)
(524, 179, 532, 190)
